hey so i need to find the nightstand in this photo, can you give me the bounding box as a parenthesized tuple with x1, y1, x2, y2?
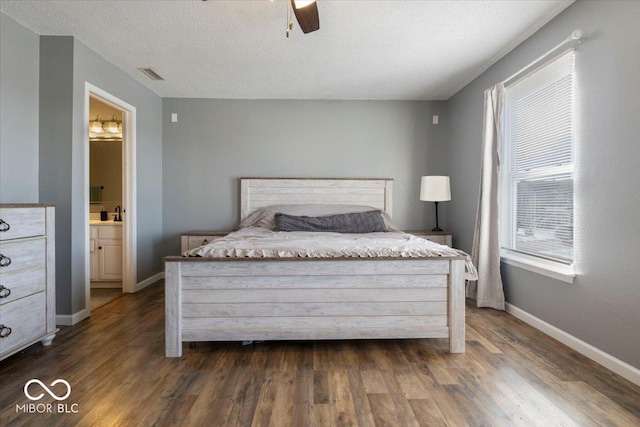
(405, 230, 453, 247)
(180, 231, 231, 252)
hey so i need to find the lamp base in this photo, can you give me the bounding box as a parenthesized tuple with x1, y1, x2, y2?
(431, 201, 444, 232)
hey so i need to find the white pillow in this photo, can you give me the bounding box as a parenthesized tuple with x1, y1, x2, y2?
(239, 204, 399, 231)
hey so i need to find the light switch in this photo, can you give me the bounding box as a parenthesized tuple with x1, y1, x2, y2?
(171, 113, 178, 123)
(432, 115, 439, 125)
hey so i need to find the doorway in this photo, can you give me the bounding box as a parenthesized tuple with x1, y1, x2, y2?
(84, 83, 137, 315)
(88, 97, 124, 309)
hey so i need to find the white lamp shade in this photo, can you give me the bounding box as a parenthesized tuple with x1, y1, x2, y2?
(104, 115, 119, 133)
(420, 176, 451, 201)
(90, 116, 104, 133)
(105, 121, 118, 133)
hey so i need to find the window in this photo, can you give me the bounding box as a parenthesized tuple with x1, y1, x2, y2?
(500, 50, 576, 281)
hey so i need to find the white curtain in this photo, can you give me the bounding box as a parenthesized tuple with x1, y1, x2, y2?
(468, 84, 506, 310)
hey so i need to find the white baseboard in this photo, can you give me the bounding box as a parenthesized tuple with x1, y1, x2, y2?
(134, 272, 164, 292)
(56, 308, 89, 326)
(506, 303, 640, 386)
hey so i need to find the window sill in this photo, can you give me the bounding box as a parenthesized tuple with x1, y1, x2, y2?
(500, 250, 575, 283)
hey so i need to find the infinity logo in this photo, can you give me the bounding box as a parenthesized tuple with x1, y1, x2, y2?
(24, 379, 72, 401)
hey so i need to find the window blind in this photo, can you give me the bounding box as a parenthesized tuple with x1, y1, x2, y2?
(500, 50, 575, 264)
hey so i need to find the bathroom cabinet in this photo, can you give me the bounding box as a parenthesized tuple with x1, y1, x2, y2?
(90, 224, 123, 281)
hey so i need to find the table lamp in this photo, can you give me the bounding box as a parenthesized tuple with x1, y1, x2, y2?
(420, 176, 451, 232)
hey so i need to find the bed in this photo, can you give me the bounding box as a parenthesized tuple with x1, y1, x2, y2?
(164, 178, 470, 357)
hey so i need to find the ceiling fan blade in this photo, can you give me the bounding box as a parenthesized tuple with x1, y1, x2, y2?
(291, 0, 320, 34)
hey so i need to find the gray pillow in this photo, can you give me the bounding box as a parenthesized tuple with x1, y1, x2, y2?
(239, 204, 399, 231)
(274, 210, 387, 233)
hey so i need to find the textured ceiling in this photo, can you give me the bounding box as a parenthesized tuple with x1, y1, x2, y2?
(0, 1, 573, 100)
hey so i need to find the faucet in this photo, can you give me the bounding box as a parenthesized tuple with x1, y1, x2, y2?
(114, 205, 122, 222)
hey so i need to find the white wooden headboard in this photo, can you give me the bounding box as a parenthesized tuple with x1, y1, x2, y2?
(240, 178, 393, 221)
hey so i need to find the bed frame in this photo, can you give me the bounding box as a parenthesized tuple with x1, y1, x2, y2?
(164, 178, 465, 357)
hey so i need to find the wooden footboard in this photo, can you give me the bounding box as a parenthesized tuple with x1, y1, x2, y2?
(164, 257, 466, 357)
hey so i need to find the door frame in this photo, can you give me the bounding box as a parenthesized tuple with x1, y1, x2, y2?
(84, 83, 137, 313)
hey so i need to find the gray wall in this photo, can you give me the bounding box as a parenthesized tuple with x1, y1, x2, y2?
(39, 37, 75, 315)
(0, 13, 40, 203)
(38, 36, 163, 315)
(163, 99, 448, 255)
(447, 1, 640, 368)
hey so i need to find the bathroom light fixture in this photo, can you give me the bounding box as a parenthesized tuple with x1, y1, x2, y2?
(420, 176, 451, 232)
(90, 115, 104, 134)
(89, 115, 123, 140)
(104, 115, 120, 133)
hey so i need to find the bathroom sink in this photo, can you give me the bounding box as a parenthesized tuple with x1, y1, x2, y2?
(89, 219, 122, 225)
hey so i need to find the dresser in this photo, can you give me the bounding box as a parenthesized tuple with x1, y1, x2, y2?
(0, 205, 57, 361)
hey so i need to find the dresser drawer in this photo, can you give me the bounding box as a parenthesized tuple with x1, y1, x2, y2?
(0, 207, 45, 241)
(422, 235, 447, 245)
(187, 235, 219, 250)
(0, 264, 46, 307)
(0, 238, 46, 275)
(0, 292, 46, 355)
(181, 231, 230, 253)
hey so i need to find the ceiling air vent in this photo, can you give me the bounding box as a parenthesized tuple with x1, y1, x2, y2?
(138, 67, 164, 81)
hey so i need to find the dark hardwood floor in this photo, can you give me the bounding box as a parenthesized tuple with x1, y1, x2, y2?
(1, 281, 638, 426)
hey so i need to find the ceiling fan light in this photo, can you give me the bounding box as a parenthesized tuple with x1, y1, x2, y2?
(293, 0, 315, 9)
(290, 0, 319, 33)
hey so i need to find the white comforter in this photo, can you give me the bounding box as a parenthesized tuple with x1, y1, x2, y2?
(184, 227, 478, 280)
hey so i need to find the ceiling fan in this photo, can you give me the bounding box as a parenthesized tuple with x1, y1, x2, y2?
(202, 0, 319, 37)
(289, 0, 320, 34)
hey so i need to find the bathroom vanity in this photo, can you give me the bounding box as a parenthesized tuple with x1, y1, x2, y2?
(89, 221, 123, 281)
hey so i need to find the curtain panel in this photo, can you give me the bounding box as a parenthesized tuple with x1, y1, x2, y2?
(468, 84, 506, 310)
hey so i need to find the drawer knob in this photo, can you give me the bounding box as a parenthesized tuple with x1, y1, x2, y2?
(0, 254, 11, 267)
(0, 325, 11, 338)
(0, 219, 9, 232)
(0, 285, 10, 298)
(202, 239, 209, 245)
